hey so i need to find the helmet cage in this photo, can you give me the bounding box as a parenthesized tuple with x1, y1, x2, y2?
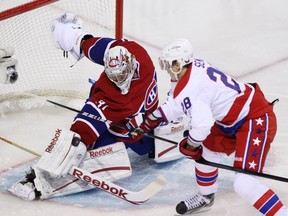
(104, 46, 136, 95)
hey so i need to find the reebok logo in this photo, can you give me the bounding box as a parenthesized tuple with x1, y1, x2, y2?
(72, 168, 128, 199)
(89, 147, 113, 158)
(171, 124, 184, 133)
(45, 128, 62, 153)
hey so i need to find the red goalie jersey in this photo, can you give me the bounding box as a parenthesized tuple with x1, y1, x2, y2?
(70, 37, 159, 155)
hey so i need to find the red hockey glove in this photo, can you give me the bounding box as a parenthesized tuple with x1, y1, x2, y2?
(179, 137, 203, 160)
(122, 110, 165, 142)
(136, 110, 164, 135)
(122, 113, 146, 142)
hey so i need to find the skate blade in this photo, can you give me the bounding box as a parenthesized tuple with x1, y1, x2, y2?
(175, 206, 212, 215)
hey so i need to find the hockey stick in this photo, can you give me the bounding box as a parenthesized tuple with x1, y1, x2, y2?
(196, 157, 288, 183)
(46, 99, 177, 145)
(0, 136, 40, 157)
(45, 100, 288, 182)
(69, 166, 167, 204)
(0, 136, 167, 204)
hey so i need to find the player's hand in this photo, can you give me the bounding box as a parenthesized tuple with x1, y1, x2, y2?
(124, 112, 160, 135)
(179, 137, 203, 160)
(122, 110, 165, 142)
(122, 113, 146, 142)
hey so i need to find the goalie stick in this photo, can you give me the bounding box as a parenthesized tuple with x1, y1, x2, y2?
(69, 166, 167, 204)
(0, 136, 167, 204)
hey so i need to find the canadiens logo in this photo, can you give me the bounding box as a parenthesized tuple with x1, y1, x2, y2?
(144, 79, 158, 110)
(108, 58, 120, 68)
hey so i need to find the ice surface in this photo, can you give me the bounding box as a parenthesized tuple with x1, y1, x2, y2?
(1, 0, 288, 215)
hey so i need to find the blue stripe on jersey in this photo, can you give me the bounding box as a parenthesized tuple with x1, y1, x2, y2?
(88, 37, 115, 65)
(259, 194, 279, 215)
(75, 102, 108, 135)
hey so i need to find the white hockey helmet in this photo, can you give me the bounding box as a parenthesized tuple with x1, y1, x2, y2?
(104, 46, 137, 95)
(159, 38, 193, 76)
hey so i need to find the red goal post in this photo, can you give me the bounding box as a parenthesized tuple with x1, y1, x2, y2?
(0, 0, 123, 114)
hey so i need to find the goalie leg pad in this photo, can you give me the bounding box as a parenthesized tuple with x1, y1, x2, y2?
(30, 142, 131, 199)
(153, 118, 187, 163)
(36, 128, 87, 178)
(83, 142, 132, 181)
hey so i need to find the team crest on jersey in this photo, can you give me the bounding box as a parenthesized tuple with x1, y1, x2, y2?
(144, 79, 158, 110)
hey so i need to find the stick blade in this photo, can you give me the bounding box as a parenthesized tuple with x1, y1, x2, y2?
(127, 175, 167, 204)
(143, 175, 167, 197)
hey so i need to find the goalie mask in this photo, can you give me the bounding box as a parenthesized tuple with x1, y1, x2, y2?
(104, 46, 137, 95)
(158, 38, 193, 81)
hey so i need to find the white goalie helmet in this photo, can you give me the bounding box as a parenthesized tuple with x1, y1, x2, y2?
(104, 46, 137, 95)
(158, 38, 193, 76)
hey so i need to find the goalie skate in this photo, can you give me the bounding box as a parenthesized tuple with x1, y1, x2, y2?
(176, 193, 215, 215)
(8, 168, 40, 201)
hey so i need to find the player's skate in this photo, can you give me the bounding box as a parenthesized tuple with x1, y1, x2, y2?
(8, 168, 40, 201)
(176, 193, 215, 215)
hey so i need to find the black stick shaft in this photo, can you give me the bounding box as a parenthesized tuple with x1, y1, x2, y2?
(47, 99, 178, 145)
(47, 99, 288, 183)
(196, 157, 288, 183)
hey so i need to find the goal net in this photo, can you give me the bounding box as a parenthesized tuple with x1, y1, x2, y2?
(0, 0, 123, 114)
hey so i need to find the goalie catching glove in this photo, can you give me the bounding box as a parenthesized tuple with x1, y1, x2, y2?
(51, 13, 92, 60)
(179, 131, 203, 160)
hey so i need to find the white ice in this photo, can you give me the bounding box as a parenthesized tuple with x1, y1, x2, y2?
(1, 0, 288, 216)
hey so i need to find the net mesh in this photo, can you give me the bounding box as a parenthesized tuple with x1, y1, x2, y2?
(0, 0, 119, 114)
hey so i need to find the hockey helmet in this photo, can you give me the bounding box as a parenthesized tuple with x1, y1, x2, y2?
(159, 38, 193, 75)
(104, 46, 137, 95)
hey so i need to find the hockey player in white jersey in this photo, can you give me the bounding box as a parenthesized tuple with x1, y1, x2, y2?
(0, 46, 18, 84)
(127, 38, 288, 215)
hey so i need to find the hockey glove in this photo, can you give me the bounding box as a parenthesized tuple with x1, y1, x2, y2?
(179, 137, 203, 160)
(51, 13, 91, 60)
(123, 110, 165, 142)
(133, 109, 165, 135)
(122, 113, 145, 142)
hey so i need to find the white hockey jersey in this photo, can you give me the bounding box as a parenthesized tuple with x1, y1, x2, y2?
(159, 58, 255, 144)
